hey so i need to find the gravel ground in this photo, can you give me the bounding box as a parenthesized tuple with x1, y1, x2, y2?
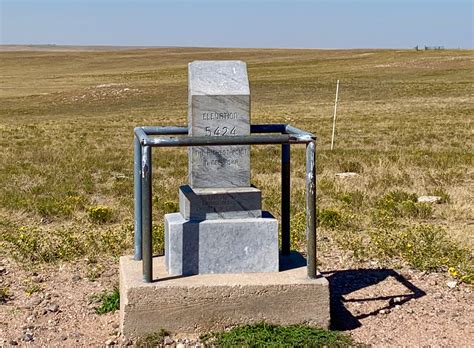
(0, 256, 472, 347)
(325, 266, 473, 346)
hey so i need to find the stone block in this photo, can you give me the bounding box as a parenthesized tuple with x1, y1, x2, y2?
(164, 212, 278, 275)
(179, 185, 261, 220)
(188, 61, 251, 188)
(188, 60, 250, 96)
(120, 255, 330, 337)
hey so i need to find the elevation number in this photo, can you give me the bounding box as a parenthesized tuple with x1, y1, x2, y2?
(205, 126, 237, 136)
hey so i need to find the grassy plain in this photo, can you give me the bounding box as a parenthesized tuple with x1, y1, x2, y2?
(0, 47, 473, 283)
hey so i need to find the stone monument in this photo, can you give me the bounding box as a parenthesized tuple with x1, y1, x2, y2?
(165, 61, 279, 275)
(120, 60, 330, 338)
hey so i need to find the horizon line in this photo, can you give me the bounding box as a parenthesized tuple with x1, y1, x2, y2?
(1, 44, 472, 51)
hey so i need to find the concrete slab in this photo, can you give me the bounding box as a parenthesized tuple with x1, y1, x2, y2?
(120, 256, 330, 338)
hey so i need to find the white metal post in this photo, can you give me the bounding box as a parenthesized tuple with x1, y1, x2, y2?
(330, 80, 340, 151)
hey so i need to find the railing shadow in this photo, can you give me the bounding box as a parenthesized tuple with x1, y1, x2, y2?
(323, 268, 426, 331)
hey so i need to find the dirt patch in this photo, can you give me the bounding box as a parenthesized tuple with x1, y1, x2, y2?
(0, 255, 472, 347)
(0, 258, 120, 346)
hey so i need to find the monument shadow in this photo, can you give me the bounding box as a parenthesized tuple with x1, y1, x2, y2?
(323, 268, 426, 331)
(181, 221, 200, 275)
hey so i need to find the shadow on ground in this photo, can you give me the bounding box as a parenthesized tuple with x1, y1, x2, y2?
(323, 269, 426, 331)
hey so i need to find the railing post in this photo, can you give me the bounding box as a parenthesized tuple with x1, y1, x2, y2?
(141, 145, 153, 282)
(281, 143, 291, 256)
(134, 124, 316, 283)
(306, 141, 317, 279)
(134, 135, 142, 260)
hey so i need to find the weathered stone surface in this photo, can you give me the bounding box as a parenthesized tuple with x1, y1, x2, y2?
(165, 212, 278, 275)
(179, 185, 261, 220)
(188, 61, 250, 188)
(120, 256, 330, 337)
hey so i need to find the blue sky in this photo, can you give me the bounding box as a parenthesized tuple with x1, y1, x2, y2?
(1, 0, 473, 48)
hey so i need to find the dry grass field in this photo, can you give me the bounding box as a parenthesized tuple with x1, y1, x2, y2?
(0, 47, 473, 346)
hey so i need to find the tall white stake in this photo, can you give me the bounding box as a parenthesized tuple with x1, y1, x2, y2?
(330, 79, 340, 150)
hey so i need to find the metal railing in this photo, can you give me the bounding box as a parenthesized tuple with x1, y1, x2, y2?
(133, 124, 318, 282)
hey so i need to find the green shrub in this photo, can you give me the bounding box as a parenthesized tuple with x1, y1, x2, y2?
(200, 323, 355, 347)
(336, 190, 365, 210)
(93, 287, 120, 314)
(367, 224, 473, 284)
(36, 197, 72, 217)
(162, 201, 179, 214)
(93, 224, 133, 255)
(35, 194, 87, 218)
(87, 205, 114, 224)
(152, 223, 165, 255)
(291, 209, 356, 252)
(318, 209, 344, 229)
(398, 224, 471, 272)
(430, 187, 451, 203)
(374, 191, 432, 219)
(399, 201, 432, 219)
(2, 224, 133, 264)
(383, 190, 417, 203)
(289, 212, 306, 250)
(333, 228, 368, 259)
(2, 225, 86, 263)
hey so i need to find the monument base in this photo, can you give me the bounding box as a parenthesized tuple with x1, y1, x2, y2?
(165, 212, 279, 275)
(119, 256, 330, 338)
(179, 185, 262, 220)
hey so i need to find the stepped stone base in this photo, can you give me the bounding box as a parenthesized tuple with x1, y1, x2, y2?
(179, 185, 261, 220)
(119, 256, 330, 338)
(165, 212, 278, 275)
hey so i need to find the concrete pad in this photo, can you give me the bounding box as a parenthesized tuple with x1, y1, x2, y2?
(120, 256, 330, 338)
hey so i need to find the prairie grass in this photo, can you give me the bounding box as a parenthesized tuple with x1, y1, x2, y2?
(200, 323, 355, 347)
(92, 287, 120, 315)
(0, 47, 472, 282)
